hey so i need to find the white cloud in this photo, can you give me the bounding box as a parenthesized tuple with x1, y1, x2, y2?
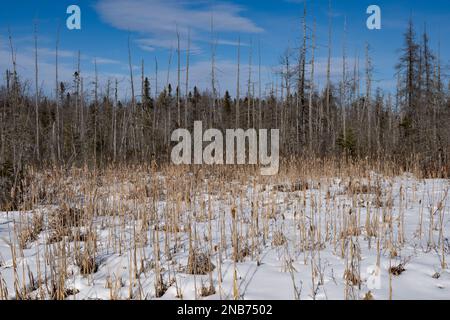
(37, 47, 76, 59)
(93, 58, 121, 65)
(136, 38, 202, 54)
(96, 0, 263, 34)
(0, 40, 131, 100)
(95, 0, 263, 52)
(215, 39, 250, 47)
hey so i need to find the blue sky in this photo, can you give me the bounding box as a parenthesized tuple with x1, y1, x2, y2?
(0, 0, 449, 100)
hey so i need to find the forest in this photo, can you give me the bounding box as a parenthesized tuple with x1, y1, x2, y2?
(1, 13, 448, 209)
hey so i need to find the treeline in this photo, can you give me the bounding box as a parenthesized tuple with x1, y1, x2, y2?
(0, 18, 449, 208)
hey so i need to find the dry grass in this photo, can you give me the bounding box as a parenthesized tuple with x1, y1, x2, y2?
(0, 157, 447, 300)
(18, 213, 43, 249)
(187, 251, 215, 275)
(389, 264, 406, 276)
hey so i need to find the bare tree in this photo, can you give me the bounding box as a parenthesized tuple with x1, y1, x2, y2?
(55, 25, 61, 162)
(326, 0, 333, 150)
(34, 22, 40, 161)
(365, 43, 373, 154)
(247, 38, 253, 128)
(113, 79, 118, 163)
(210, 12, 217, 126)
(308, 20, 316, 153)
(298, 2, 307, 146)
(236, 37, 241, 128)
(185, 28, 191, 127)
(341, 17, 348, 144)
(94, 59, 99, 165)
(258, 38, 262, 130)
(177, 27, 181, 126)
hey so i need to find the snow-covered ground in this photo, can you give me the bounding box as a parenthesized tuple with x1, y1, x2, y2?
(0, 171, 449, 300)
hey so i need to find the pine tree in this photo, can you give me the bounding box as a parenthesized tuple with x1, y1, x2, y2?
(396, 19, 420, 118)
(224, 91, 232, 114)
(143, 77, 153, 110)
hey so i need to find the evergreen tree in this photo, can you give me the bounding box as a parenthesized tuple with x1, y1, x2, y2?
(224, 91, 232, 114)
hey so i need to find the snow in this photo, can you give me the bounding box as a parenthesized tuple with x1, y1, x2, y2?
(0, 172, 449, 300)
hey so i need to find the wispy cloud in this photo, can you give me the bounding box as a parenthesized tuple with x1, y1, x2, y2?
(93, 57, 121, 65)
(0, 39, 131, 99)
(215, 39, 250, 47)
(94, 0, 263, 52)
(135, 37, 202, 54)
(95, 0, 263, 34)
(36, 47, 76, 59)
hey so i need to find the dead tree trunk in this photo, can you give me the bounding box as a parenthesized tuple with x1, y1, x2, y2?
(177, 28, 181, 126)
(341, 18, 348, 145)
(247, 38, 253, 128)
(365, 43, 373, 155)
(236, 37, 241, 128)
(326, 0, 333, 151)
(55, 26, 61, 163)
(185, 29, 191, 128)
(34, 23, 40, 162)
(308, 20, 316, 154)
